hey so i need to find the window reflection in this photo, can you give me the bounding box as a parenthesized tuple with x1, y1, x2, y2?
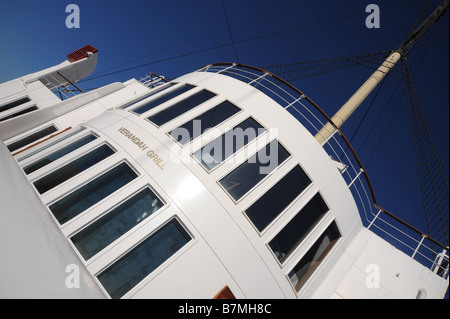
(71, 187, 164, 260)
(97, 218, 191, 299)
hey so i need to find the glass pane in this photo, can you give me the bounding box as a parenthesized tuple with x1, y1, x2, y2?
(131, 84, 194, 115)
(7, 125, 58, 152)
(121, 83, 176, 110)
(97, 219, 191, 299)
(245, 165, 312, 232)
(0, 96, 30, 113)
(49, 162, 138, 225)
(24, 133, 97, 174)
(0, 105, 38, 122)
(193, 117, 265, 171)
(148, 89, 216, 126)
(169, 100, 240, 145)
(17, 127, 84, 163)
(33, 144, 115, 194)
(268, 193, 329, 263)
(219, 140, 290, 201)
(71, 187, 164, 260)
(288, 222, 340, 292)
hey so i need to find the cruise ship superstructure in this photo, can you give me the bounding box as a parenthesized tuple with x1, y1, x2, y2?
(0, 45, 448, 299)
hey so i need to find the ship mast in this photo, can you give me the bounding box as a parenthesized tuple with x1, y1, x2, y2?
(315, 0, 449, 145)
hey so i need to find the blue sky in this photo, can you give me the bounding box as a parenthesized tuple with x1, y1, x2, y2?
(1, 0, 448, 246)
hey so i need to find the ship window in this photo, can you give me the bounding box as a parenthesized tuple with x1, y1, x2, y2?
(24, 133, 97, 174)
(245, 165, 312, 232)
(49, 162, 138, 225)
(121, 83, 176, 109)
(71, 187, 164, 261)
(269, 192, 329, 263)
(17, 127, 85, 163)
(0, 96, 31, 113)
(169, 100, 240, 145)
(131, 84, 194, 115)
(0, 105, 38, 122)
(7, 125, 58, 152)
(192, 117, 266, 171)
(288, 221, 340, 292)
(219, 139, 290, 202)
(147, 89, 216, 126)
(33, 144, 115, 194)
(97, 218, 192, 299)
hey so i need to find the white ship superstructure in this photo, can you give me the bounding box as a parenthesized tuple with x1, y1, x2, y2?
(0, 45, 448, 299)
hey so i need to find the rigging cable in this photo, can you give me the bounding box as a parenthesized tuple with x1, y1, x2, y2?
(80, 0, 419, 83)
(221, 0, 240, 63)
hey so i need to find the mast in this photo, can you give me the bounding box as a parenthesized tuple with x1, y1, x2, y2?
(315, 0, 449, 145)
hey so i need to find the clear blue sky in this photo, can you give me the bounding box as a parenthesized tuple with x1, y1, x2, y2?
(1, 0, 448, 245)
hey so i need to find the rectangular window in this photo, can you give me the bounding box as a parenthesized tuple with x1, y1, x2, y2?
(192, 117, 266, 171)
(245, 165, 312, 232)
(0, 105, 38, 122)
(268, 193, 329, 263)
(0, 96, 31, 113)
(71, 187, 164, 260)
(33, 144, 115, 194)
(18, 127, 85, 163)
(288, 222, 340, 292)
(147, 89, 216, 126)
(121, 83, 176, 110)
(219, 139, 290, 202)
(7, 125, 58, 152)
(24, 133, 97, 174)
(131, 84, 194, 115)
(97, 218, 192, 299)
(169, 100, 240, 145)
(49, 162, 138, 225)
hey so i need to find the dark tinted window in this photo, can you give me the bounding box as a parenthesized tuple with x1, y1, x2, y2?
(148, 89, 216, 126)
(33, 144, 115, 194)
(131, 84, 194, 115)
(193, 117, 266, 171)
(24, 133, 97, 174)
(71, 187, 164, 260)
(288, 222, 340, 291)
(245, 165, 312, 232)
(268, 193, 329, 263)
(0, 105, 38, 122)
(49, 162, 138, 225)
(7, 125, 58, 152)
(97, 218, 191, 299)
(0, 96, 30, 113)
(169, 100, 240, 145)
(219, 140, 290, 201)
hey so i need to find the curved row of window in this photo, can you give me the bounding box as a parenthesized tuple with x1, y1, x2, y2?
(15, 126, 193, 299)
(123, 81, 342, 294)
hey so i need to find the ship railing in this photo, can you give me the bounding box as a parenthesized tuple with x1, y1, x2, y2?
(139, 72, 168, 88)
(197, 63, 449, 278)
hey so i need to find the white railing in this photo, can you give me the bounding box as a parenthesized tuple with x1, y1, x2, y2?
(197, 63, 449, 278)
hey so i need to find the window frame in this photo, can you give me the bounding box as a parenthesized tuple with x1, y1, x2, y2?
(7, 124, 59, 153)
(45, 159, 140, 227)
(145, 88, 218, 128)
(266, 191, 331, 266)
(69, 184, 167, 262)
(285, 220, 341, 295)
(190, 116, 268, 174)
(166, 99, 243, 148)
(120, 82, 177, 110)
(242, 163, 314, 235)
(94, 215, 195, 299)
(216, 138, 292, 204)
